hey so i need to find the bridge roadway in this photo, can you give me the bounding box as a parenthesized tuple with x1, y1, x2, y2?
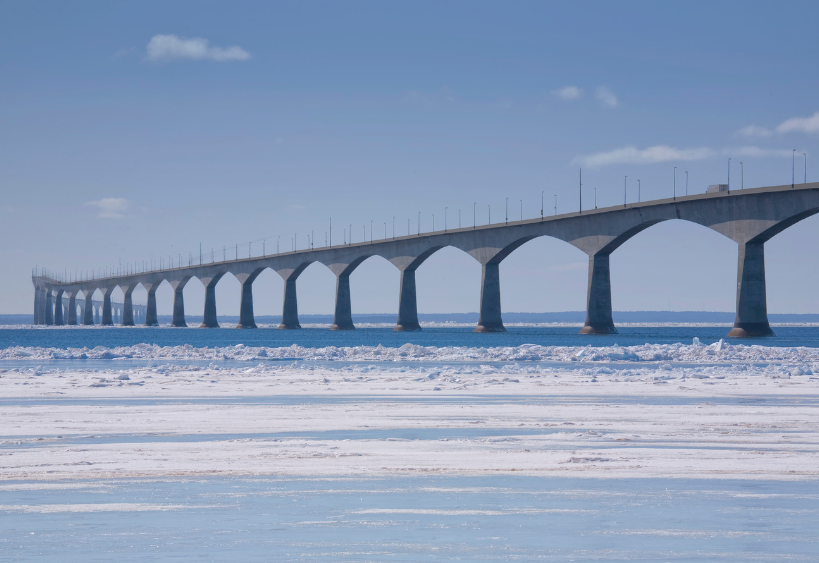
(31, 181, 819, 336)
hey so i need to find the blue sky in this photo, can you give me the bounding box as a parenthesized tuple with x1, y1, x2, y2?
(2, 1, 819, 316)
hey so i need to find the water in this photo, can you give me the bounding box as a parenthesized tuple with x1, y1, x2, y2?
(4, 325, 819, 350)
(1, 476, 816, 562)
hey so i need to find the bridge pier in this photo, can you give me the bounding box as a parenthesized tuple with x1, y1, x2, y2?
(170, 280, 188, 327)
(395, 268, 421, 331)
(101, 288, 114, 326)
(236, 273, 259, 329)
(280, 276, 301, 329)
(200, 278, 220, 328)
(122, 286, 135, 326)
(331, 273, 355, 330)
(54, 290, 64, 326)
(145, 286, 159, 326)
(474, 262, 505, 333)
(580, 253, 618, 334)
(44, 289, 54, 326)
(728, 241, 774, 337)
(37, 287, 47, 325)
(82, 291, 95, 325)
(67, 293, 77, 325)
(33, 287, 40, 325)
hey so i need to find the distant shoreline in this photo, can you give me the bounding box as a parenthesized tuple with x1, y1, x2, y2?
(6, 311, 819, 326)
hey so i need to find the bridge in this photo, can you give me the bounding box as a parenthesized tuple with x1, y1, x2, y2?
(31, 181, 819, 336)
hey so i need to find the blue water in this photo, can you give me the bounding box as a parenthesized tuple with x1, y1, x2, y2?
(1, 476, 816, 562)
(4, 326, 819, 350)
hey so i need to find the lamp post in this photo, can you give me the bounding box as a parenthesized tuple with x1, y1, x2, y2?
(384, 222, 387, 239)
(505, 197, 508, 224)
(805, 153, 808, 183)
(487, 204, 490, 225)
(624, 175, 627, 207)
(519, 199, 522, 221)
(685, 171, 688, 196)
(740, 163, 743, 190)
(329, 218, 332, 246)
(594, 187, 597, 209)
(444, 207, 447, 232)
(459, 209, 461, 228)
(392, 216, 395, 239)
(417, 212, 420, 236)
(554, 195, 557, 215)
(728, 158, 731, 193)
(541, 190, 544, 220)
(473, 203, 476, 229)
(579, 169, 582, 213)
(638, 179, 641, 202)
(793, 149, 796, 188)
(673, 167, 677, 200)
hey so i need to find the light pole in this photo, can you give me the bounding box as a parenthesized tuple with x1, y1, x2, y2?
(417, 212, 420, 236)
(554, 195, 557, 215)
(673, 167, 677, 200)
(685, 171, 688, 196)
(793, 149, 796, 188)
(740, 163, 743, 190)
(459, 209, 461, 228)
(638, 179, 641, 202)
(444, 207, 447, 232)
(487, 204, 490, 225)
(594, 187, 597, 209)
(579, 168, 582, 214)
(407, 219, 410, 236)
(519, 199, 522, 221)
(473, 203, 476, 229)
(432, 214, 435, 232)
(805, 153, 808, 183)
(384, 222, 387, 239)
(541, 191, 544, 220)
(505, 197, 508, 224)
(728, 158, 731, 193)
(624, 175, 627, 207)
(370, 221, 373, 242)
(392, 216, 395, 239)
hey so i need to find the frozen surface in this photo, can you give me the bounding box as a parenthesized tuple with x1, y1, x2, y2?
(1, 476, 817, 562)
(1, 341, 817, 560)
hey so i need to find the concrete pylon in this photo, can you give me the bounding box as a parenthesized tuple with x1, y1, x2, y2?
(37, 287, 47, 325)
(331, 273, 355, 330)
(67, 293, 77, 325)
(82, 290, 95, 325)
(144, 284, 159, 326)
(394, 268, 421, 331)
(474, 262, 505, 333)
(280, 277, 301, 329)
(101, 288, 114, 326)
(170, 280, 188, 327)
(728, 241, 774, 337)
(122, 285, 135, 326)
(579, 253, 618, 334)
(33, 286, 40, 325)
(54, 290, 64, 326)
(44, 289, 54, 326)
(235, 272, 260, 329)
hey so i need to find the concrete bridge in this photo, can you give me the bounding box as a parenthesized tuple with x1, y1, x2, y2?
(31, 182, 819, 336)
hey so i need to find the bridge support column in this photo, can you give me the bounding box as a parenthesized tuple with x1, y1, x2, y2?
(331, 274, 355, 330)
(33, 288, 40, 325)
(145, 287, 158, 326)
(474, 262, 505, 333)
(728, 241, 774, 337)
(394, 268, 421, 331)
(580, 253, 618, 334)
(53, 290, 64, 326)
(37, 287, 47, 325)
(236, 274, 259, 329)
(201, 281, 219, 328)
(67, 293, 77, 325)
(279, 277, 301, 329)
(101, 289, 114, 326)
(171, 282, 187, 327)
(83, 291, 95, 325)
(122, 287, 134, 326)
(44, 289, 54, 326)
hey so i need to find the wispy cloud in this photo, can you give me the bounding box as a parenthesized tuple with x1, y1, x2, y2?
(595, 86, 618, 108)
(572, 145, 714, 167)
(735, 125, 772, 138)
(551, 86, 583, 101)
(86, 198, 129, 219)
(776, 111, 819, 134)
(145, 34, 251, 62)
(723, 146, 794, 158)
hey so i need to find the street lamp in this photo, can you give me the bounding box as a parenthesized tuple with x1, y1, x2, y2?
(793, 149, 796, 188)
(473, 203, 476, 229)
(673, 167, 677, 200)
(685, 171, 688, 196)
(444, 207, 447, 232)
(740, 163, 743, 190)
(487, 204, 490, 225)
(594, 187, 597, 209)
(624, 175, 627, 207)
(519, 199, 522, 221)
(554, 194, 557, 215)
(638, 179, 641, 202)
(541, 190, 544, 220)
(392, 216, 395, 239)
(805, 153, 808, 183)
(505, 197, 508, 224)
(728, 158, 731, 193)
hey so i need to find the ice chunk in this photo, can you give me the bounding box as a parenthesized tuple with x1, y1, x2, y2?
(692, 337, 702, 346)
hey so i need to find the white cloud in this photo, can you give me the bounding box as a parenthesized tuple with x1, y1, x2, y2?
(735, 125, 772, 138)
(145, 34, 250, 62)
(552, 86, 583, 101)
(723, 146, 794, 158)
(86, 198, 129, 219)
(595, 86, 618, 108)
(776, 111, 819, 134)
(572, 145, 714, 168)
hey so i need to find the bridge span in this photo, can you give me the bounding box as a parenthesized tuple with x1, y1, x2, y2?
(31, 181, 819, 336)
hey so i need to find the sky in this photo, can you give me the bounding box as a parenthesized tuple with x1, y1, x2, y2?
(2, 0, 819, 317)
